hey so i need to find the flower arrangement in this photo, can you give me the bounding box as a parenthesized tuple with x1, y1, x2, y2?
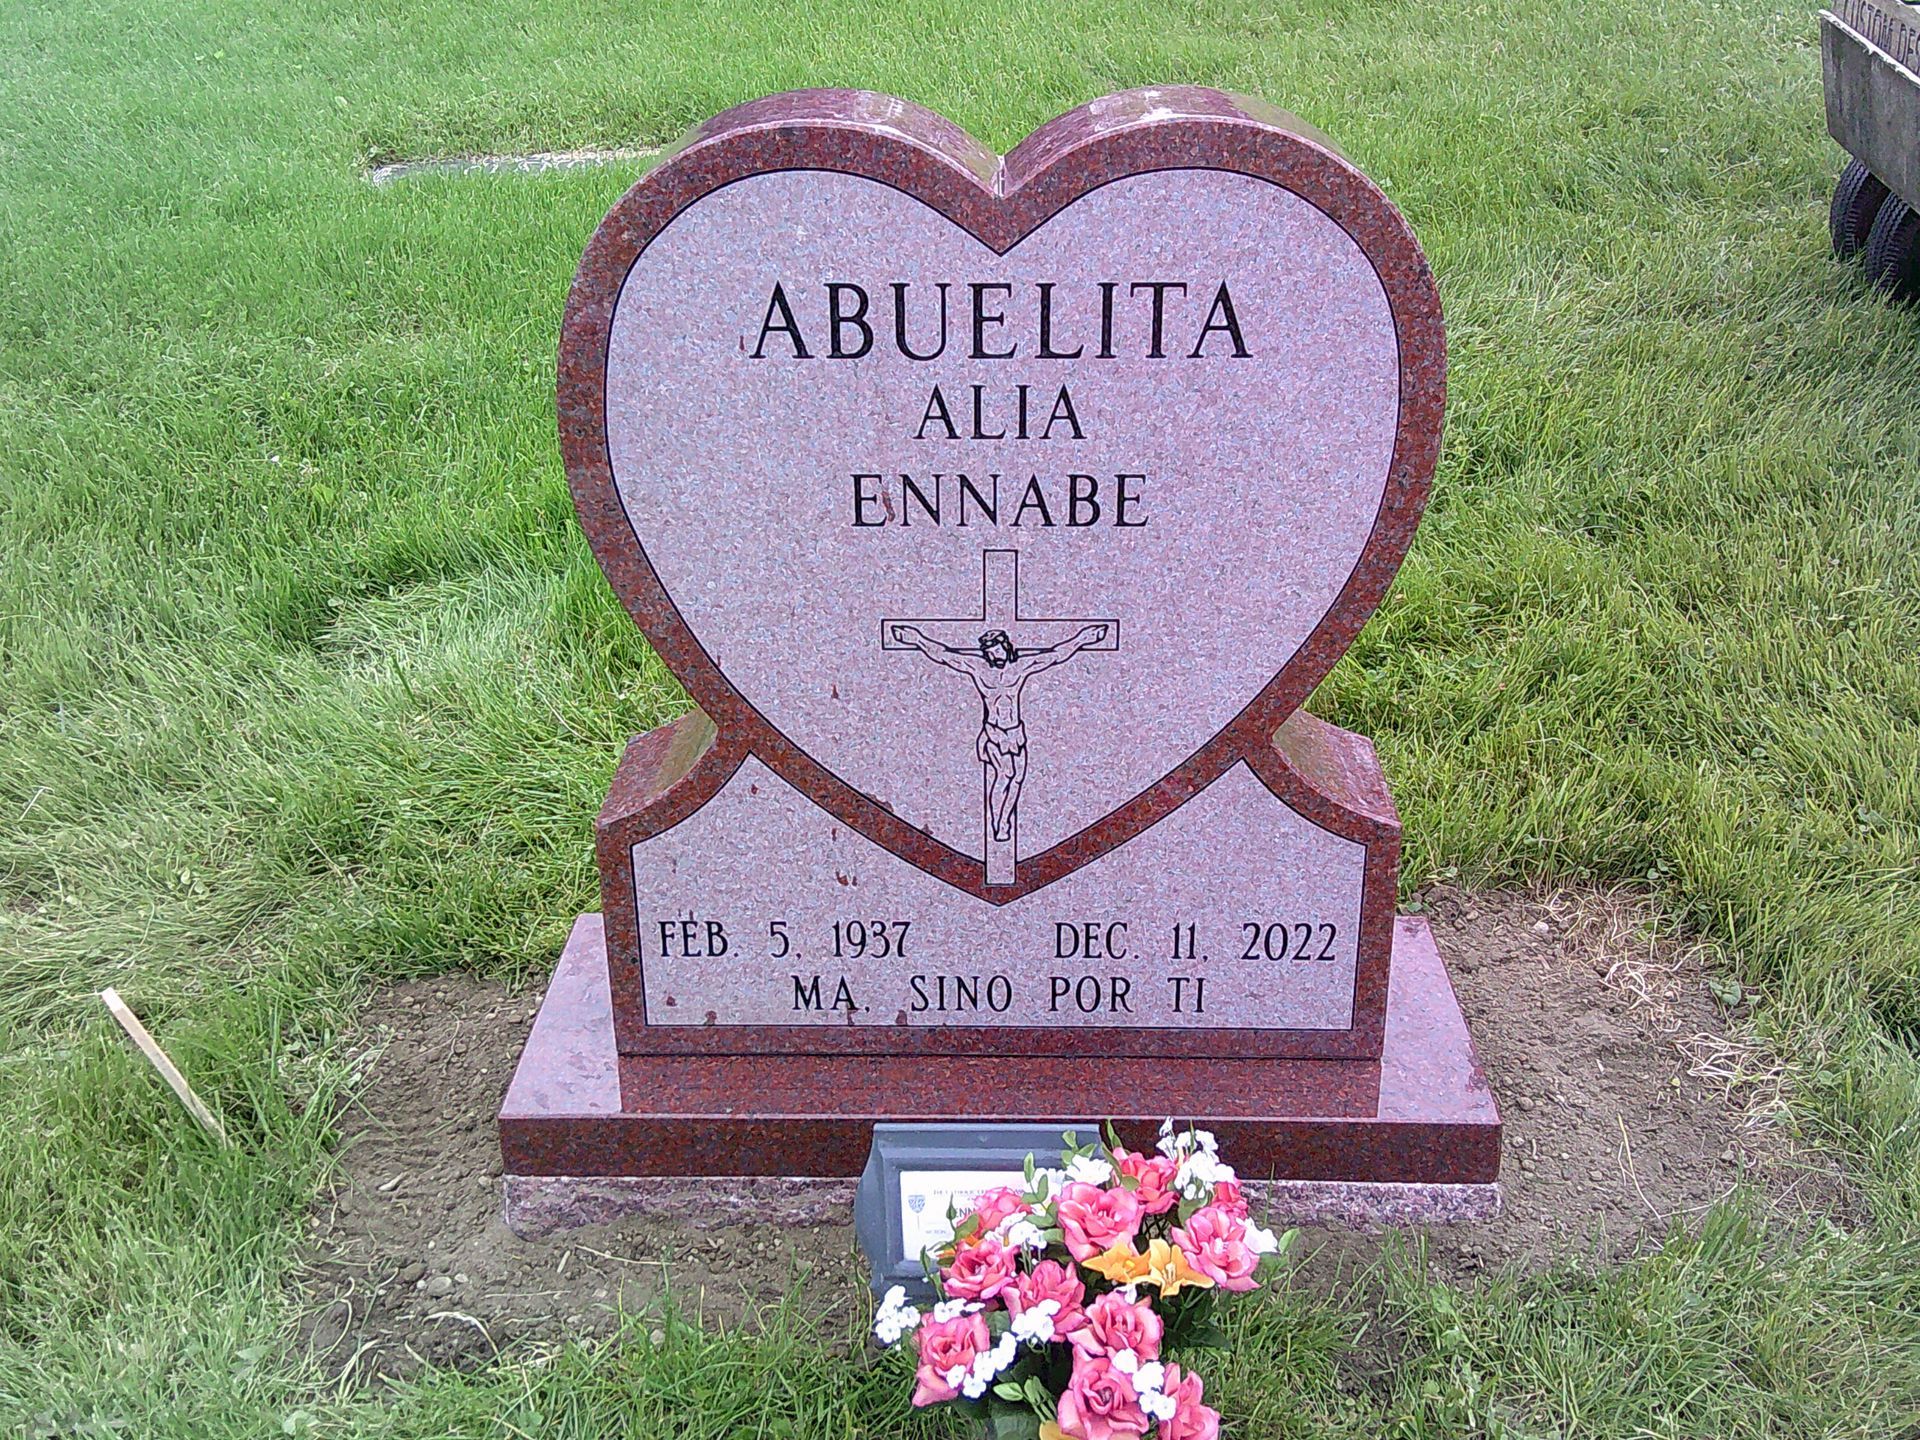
(873, 1122, 1292, 1440)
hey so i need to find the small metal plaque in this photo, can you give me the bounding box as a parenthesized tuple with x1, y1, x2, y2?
(854, 1122, 1089, 1298)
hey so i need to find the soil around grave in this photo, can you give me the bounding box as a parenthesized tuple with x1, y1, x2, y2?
(291, 887, 1849, 1385)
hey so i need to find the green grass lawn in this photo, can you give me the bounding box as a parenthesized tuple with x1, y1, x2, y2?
(3, 0, 1919, 1434)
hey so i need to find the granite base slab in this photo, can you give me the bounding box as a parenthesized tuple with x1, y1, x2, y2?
(500, 1172, 1500, 1239)
(498, 914, 1500, 1196)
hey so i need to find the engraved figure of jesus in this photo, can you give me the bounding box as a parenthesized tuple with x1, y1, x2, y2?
(887, 621, 1110, 846)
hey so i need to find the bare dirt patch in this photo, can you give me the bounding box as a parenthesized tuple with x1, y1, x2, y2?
(1319, 886, 1848, 1282)
(364, 146, 663, 185)
(292, 887, 1845, 1382)
(294, 987, 868, 1386)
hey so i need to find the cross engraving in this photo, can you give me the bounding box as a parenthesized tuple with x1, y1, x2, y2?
(882, 550, 1119, 887)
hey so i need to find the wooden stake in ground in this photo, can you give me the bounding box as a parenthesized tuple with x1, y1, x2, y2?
(99, 987, 231, 1146)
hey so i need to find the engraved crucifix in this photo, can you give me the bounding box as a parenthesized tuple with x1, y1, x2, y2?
(882, 550, 1119, 887)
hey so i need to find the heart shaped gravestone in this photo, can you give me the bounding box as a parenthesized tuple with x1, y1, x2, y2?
(502, 89, 1497, 1206)
(565, 88, 1440, 906)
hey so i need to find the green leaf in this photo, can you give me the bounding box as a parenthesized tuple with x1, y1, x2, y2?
(1024, 1153, 1037, 1184)
(993, 1382, 1027, 1402)
(986, 1399, 1044, 1439)
(1163, 1286, 1218, 1347)
(1183, 1320, 1232, 1349)
(1024, 1376, 1057, 1418)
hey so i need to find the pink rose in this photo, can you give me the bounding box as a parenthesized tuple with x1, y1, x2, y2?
(911, 1311, 990, 1407)
(1158, 1364, 1221, 1440)
(967, 1185, 1030, 1235)
(1112, 1145, 1179, 1215)
(1069, 1290, 1163, 1361)
(1170, 1205, 1259, 1291)
(1056, 1180, 1143, 1262)
(1008, 1258, 1087, 1335)
(943, 1234, 1016, 1302)
(1056, 1354, 1150, 1440)
(1210, 1178, 1248, 1218)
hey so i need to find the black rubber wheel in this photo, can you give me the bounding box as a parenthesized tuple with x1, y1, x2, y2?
(1831, 159, 1891, 260)
(1864, 197, 1920, 303)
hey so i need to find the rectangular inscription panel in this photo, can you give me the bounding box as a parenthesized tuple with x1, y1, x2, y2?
(853, 1123, 1090, 1298)
(897, 1169, 1029, 1260)
(627, 757, 1367, 1041)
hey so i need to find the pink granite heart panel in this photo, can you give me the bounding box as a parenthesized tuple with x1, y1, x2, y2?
(603, 169, 1395, 863)
(563, 88, 1443, 901)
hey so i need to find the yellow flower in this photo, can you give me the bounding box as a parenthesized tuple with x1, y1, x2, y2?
(1040, 1424, 1069, 1440)
(1083, 1238, 1215, 1297)
(1142, 1237, 1215, 1297)
(1083, 1240, 1153, 1285)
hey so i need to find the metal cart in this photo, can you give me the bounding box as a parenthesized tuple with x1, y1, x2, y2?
(1824, 0, 1920, 298)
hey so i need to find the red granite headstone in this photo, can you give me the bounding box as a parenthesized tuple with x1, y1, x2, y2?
(499, 87, 1499, 1216)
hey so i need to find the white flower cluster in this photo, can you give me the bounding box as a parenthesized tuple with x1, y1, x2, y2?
(1246, 1221, 1283, 1255)
(1001, 1218, 1047, 1251)
(872, 1285, 921, 1347)
(959, 1330, 1020, 1399)
(931, 1297, 985, 1322)
(1158, 1122, 1233, 1199)
(1009, 1298, 1061, 1346)
(1065, 1153, 1115, 1185)
(1140, 1389, 1179, 1421)
(1157, 1118, 1218, 1157)
(1174, 1148, 1234, 1199)
(1112, 1348, 1178, 1422)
